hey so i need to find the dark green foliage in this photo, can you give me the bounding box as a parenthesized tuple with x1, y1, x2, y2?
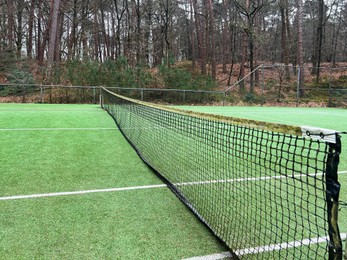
(1, 62, 36, 98)
(7, 66, 35, 85)
(0, 48, 16, 74)
(158, 65, 217, 90)
(65, 60, 101, 86)
(65, 58, 155, 88)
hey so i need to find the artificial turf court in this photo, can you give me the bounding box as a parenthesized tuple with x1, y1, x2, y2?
(1, 103, 346, 259)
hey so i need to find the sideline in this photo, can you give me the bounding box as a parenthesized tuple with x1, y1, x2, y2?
(1, 171, 346, 201)
(0, 127, 116, 131)
(184, 233, 347, 260)
(0, 184, 167, 201)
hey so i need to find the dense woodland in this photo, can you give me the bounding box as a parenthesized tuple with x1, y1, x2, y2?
(0, 0, 347, 89)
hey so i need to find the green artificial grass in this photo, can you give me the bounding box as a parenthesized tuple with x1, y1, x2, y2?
(0, 103, 228, 259)
(1, 103, 346, 259)
(0, 189, 227, 259)
(0, 105, 162, 196)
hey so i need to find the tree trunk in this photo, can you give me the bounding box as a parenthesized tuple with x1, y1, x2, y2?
(248, 29, 254, 94)
(239, 31, 247, 92)
(81, 0, 90, 59)
(7, 0, 15, 49)
(37, 0, 50, 65)
(222, 0, 229, 74)
(47, 0, 61, 64)
(297, 0, 305, 97)
(27, 0, 36, 59)
(315, 0, 324, 83)
(67, 0, 78, 60)
(189, 0, 196, 69)
(145, 0, 154, 67)
(192, 0, 206, 75)
(93, 3, 101, 61)
(207, 0, 216, 80)
(280, 0, 290, 79)
(54, 10, 63, 62)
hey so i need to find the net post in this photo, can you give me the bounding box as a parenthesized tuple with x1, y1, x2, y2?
(296, 67, 300, 106)
(40, 85, 44, 103)
(93, 86, 96, 103)
(99, 87, 104, 108)
(326, 134, 343, 260)
(261, 64, 265, 100)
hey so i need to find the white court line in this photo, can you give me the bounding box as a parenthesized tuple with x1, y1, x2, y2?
(184, 233, 347, 260)
(0, 127, 117, 131)
(1, 171, 346, 201)
(0, 184, 167, 201)
(176, 170, 347, 187)
(183, 252, 231, 260)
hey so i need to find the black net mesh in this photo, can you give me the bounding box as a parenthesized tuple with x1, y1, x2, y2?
(101, 88, 342, 259)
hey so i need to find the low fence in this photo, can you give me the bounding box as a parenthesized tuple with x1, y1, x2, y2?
(1, 64, 346, 107)
(0, 84, 226, 105)
(224, 64, 347, 107)
(0, 84, 100, 104)
(107, 87, 226, 105)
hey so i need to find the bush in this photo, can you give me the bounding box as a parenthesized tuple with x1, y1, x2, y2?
(158, 65, 217, 90)
(7, 68, 35, 85)
(65, 58, 154, 88)
(0, 48, 16, 74)
(65, 60, 101, 86)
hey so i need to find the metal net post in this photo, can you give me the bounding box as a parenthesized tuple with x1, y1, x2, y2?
(326, 134, 343, 260)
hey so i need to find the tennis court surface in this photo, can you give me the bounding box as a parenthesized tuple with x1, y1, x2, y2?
(1, 99, 346, 259)
(0, 104, 228, 259)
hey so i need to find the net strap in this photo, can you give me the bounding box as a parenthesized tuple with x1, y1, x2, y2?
(326, 134, 343, 259)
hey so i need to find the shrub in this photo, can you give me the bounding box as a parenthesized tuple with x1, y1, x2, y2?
(158, 65, 217, 90)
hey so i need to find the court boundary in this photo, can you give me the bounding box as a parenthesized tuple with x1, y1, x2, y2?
(1, 171, 346, 201)
(0, 127, 116, 131)
(184, 233, 347, 260)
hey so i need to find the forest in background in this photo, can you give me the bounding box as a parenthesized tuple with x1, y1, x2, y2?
(0, 0, 346, 95)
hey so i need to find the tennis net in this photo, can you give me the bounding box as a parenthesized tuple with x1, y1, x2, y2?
(101, 87, 343, 259)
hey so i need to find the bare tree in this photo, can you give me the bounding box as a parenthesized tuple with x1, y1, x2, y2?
(234, 0, 275, 93)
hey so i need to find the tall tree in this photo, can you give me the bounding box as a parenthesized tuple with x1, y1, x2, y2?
(297, 0, 305, 97)
(47, 0, 61, 63)
(279, 0, 290, 79)
(7, 0, 15, 49)
(191, 0, 206, 74)
(27, 0, 36, 58)
(206, 0, 216, 79)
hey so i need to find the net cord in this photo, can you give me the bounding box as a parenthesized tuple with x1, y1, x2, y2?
(101, 87, 304, 137)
